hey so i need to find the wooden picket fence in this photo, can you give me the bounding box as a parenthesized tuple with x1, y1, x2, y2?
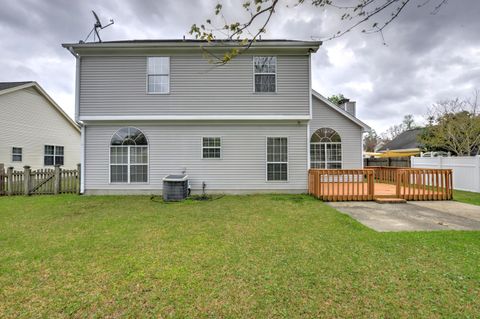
(308, 169, 375, 201)
(0, 164, 81, 196)
(308, 168, 453, 201)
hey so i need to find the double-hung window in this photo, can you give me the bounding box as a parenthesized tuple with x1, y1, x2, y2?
(202, 137, 221, 159)
(147, 57, 170, 94)
(44, 145, 64, 166)
(12, 147, 22, 162)
(266, 137, 288, 181)
(254, 56, 276, 93)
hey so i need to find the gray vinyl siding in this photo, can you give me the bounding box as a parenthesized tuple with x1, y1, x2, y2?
(84, 121, 308, 193)
(79, 54, 309, 117)
(310, 97, 363, 169)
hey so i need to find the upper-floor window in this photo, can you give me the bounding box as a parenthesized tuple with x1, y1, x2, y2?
(254, 56, 276, 93)
(12, 147, 22, 162)
(202, 137, 221, 159)
(44, 145, 64, 166)
(147, 57, 170, 94)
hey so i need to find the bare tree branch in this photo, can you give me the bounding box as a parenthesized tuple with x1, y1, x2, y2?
(190, 0, 449, 63)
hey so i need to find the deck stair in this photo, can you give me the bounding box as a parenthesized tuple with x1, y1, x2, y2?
(374, 197, 407, 204)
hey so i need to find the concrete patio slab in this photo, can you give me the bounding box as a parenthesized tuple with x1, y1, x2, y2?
(328, 201, 480, 232)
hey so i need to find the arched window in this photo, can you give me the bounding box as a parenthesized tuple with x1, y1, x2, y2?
(310, 128, 342, 169)
(110, 127, 148, 183)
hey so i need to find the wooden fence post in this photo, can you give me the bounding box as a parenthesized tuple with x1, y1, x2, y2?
(7, 167, 13, 196)
(54, 165, 61, 195)
(0, 163, 4, 195)
(23, 166, 31, 196)
(77, 163, 81, 195)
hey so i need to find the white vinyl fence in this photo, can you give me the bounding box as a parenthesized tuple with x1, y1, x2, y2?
(411, 156, 480, 193)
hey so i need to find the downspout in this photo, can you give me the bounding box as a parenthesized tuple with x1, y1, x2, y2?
(67, 46, 85, 193)
(80, 125, 85, 194)
(66, 47, 81, 123)
(307, 51, 312, 170)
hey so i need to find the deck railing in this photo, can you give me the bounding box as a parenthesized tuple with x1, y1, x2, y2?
(308, 169, 375, 201)
(396, 168, 453, 200)
(369, 166, 403, 184)
(308, 167, 453, 201)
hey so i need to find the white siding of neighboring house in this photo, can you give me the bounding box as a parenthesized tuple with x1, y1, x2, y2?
(79, 54, 310, 118)
(0, 87, 81, 170)
(310, 96, 364, 169)
(83, 121, 308, 194)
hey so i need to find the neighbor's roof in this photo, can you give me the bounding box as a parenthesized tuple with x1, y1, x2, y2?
(62, 38, 322, 52)
(378, 128, 424, 152)
(0, 81, 34, 92)
(0, 81, 80, 132)
(311, 90, 371, 132)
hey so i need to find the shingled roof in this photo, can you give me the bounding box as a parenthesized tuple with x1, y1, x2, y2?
(0, 81, 33, 92)
(378, 128, 424, 151)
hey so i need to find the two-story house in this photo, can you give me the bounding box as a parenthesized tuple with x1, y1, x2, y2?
(62, 39, 369, 195)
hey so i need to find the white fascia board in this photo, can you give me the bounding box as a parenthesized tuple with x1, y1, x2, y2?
(79, 115, 311, 121)
(0, 82, 34, 96)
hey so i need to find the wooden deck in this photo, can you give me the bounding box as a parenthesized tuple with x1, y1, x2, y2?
(318, 182, 443, 197)
(308, 168, 453, 202)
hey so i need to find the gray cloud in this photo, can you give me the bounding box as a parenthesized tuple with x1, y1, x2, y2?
(0, 0, 478, 133)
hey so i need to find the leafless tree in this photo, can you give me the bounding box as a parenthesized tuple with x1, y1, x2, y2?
(420, 90, 480, 156)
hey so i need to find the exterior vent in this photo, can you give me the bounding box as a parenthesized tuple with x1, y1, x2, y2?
(162, 174, 189, 201)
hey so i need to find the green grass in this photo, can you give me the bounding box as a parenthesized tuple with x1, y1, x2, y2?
(1, 195, 479, 318)
(454, 189, 480, 206)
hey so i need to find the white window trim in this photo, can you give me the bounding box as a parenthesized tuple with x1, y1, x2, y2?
(253, 56, 277, 94)
(265, 136, 289, 182)
(12, 147, 23, 162)
(310, 141, 342, 169)
(44, 145, 64, 166)
(108, 127, 150, 184)
(109, 145, 150, 184)
(201, 136, 222, 160)
(146, 57, 170, 95)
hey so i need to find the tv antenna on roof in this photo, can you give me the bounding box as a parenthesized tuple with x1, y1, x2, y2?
(82, 10, 114, 43)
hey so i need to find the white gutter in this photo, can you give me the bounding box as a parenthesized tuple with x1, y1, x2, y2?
(62, 41, 323, 50)
(79, 115, 311, 121)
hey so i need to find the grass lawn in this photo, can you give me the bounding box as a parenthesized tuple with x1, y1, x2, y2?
(454, 189, 480, 206)
(1, 195, 479, 318)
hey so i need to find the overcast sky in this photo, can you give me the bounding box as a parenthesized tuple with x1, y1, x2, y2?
(1, 0, 478, 133)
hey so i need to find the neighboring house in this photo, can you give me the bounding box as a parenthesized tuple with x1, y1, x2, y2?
(63, 39, 370, 194)
(377, 128, 424, 156)
(0, 82, 81, 170)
